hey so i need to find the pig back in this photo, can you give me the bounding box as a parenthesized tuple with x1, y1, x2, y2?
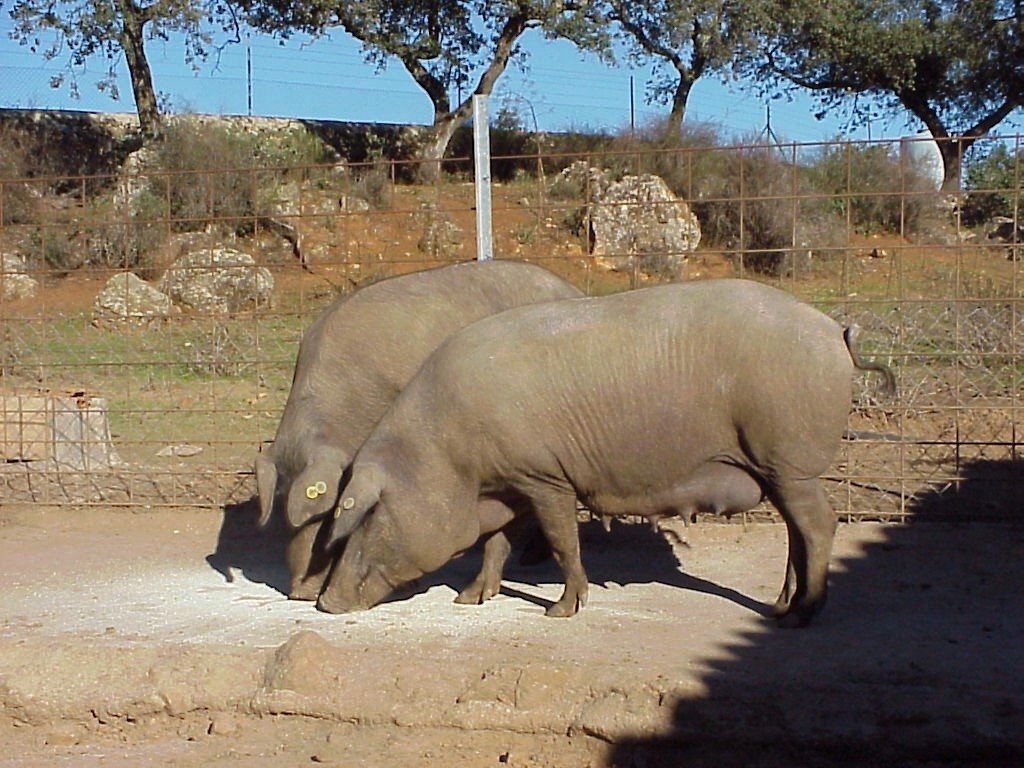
(410, 279, 853, 497)
(271, 261, 582, 473)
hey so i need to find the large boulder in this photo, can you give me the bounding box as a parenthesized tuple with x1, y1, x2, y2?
(589, 174, 701, 278)
(157, 248, 274, 314)
(0, 254, 38, 301)
(553, 160, 613, 200)
(92, 272, 177, 328)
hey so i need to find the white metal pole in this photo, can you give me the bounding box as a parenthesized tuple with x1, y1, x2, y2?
(473, 94, 493, 261)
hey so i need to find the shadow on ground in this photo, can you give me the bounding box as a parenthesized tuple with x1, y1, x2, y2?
(205, 500, 767, 617)
(607, 458, 1024, 766)
(205, 496, 291, 595)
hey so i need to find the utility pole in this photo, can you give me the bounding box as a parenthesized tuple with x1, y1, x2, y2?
(629, 76, 636, 134)
(246, 37, 253, 117)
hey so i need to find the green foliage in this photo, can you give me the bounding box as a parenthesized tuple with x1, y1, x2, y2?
(806, 141, 938, 234)
(8, 0, 224, 136)
(741, 0, 1024, 187)
(961, 144, 1023, 227)
(254, 125, 336, 168)
(598, 0, 753, 129)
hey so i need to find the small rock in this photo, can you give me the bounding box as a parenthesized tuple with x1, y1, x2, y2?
(92, 272, 176, 328)
(1, 253, 39, 300)
(208, 712, 239, 737)
(43, 723, 80, 747)
(157, 444, 204, 457)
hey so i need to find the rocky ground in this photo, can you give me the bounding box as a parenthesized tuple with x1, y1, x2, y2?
(1, 502, 1022, 767)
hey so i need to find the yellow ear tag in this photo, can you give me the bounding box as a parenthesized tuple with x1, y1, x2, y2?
(305, 484, 320, 500)
(314, 481, 328, 495)
(334, 496, 355, 519)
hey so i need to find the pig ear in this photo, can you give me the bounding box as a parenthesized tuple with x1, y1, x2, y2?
(328, 464, 385, 547)
(254, 446, 277, 527)
(286, 447, 348, 528)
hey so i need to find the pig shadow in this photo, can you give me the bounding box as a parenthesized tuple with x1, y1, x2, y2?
(384, 517, 768, 617)
(205, 499, 766, 616)
(205, 495, 292, 594)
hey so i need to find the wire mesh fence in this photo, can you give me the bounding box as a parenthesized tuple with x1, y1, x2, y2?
(1, 130, 1022, 520)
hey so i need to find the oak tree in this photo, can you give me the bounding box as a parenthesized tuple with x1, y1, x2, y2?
(596, 0, 751, 134)
(8, 0, 234, 140)
(747, 0, 1024, 187)
(235, 0, 604, 180)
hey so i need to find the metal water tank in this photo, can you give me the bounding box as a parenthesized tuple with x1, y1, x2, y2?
(899, 130, 945, 190)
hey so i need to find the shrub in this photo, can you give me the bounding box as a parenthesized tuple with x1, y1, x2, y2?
(960, 143, 1022, 227)
(86, 191, 165, 275)
(145, 119, 334, 234)
(0, 126, 42, 226)
(605, 118, 725, 197)
(805, 141, 939, 235)
(346, 160, 393, 209)
(255, 125, 335, 169)
(670, 138, 804, 275)
(146, 121, 267, 233)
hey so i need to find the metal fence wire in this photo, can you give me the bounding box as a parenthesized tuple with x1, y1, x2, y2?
(1, 133, 1022, 521)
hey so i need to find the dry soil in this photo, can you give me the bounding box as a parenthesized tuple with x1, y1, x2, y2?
(1, 502, 1022, 767)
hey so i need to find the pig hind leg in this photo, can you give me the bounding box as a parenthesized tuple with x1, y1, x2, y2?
(766, 477, 837, 628)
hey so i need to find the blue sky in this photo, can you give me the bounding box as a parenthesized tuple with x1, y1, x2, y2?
(2, 16, 1019, 144)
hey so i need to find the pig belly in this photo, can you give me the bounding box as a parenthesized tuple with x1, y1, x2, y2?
(588, 462, 764, 520)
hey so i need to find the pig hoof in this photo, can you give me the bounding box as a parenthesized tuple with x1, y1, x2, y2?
(454, 579, 500, 605)
(774, 603, 820, 629)
(316, 593, 357, 614)
(288, 583, 321, 602)
(454, 588, 484, 605)
(772, 588, 795, 617)
(544, 596, 581, 618)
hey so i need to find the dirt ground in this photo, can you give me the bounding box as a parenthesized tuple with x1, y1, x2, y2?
(0, 502, 1022, 767)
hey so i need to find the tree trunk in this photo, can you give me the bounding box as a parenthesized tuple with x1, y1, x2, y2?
(937, 138, 964, 192)
(416, 113, 464, 185)
(115, 0, 161, 140)
(664, 73, 696, 136)
(408, 13, 532, 183)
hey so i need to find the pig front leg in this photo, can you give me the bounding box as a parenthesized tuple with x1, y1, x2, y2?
(530, 490, 589, 618)
(286, 520, 334, 601)
(455, 497, 520, 605)
(455, 531, 511, 605)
